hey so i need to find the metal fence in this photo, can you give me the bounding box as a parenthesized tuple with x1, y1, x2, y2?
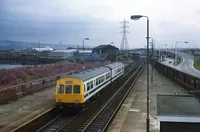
(0, 70, 76, 103)
(153, 60, 200, 96)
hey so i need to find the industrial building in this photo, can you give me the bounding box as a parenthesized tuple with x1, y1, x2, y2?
(48, 50, 75, 59)
(92, 45, 119, 56)
(48, 49, 93, 59)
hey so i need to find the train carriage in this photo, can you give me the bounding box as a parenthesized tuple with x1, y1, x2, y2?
(56, 62, 124, 107)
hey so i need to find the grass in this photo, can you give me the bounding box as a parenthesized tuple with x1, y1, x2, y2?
(194, 56, 200, 71)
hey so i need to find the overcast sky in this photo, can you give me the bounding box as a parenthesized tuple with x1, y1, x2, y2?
(0, 0, 200, 49)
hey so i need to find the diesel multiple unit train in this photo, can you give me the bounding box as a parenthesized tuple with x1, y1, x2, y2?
(56, 62, 124, 107)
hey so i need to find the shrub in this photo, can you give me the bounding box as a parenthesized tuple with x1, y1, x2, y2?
(0, 62, 104, 89)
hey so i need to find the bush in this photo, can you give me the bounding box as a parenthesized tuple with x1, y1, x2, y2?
(0, 62, 104, 89)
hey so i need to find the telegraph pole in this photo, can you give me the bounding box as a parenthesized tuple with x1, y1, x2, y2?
(120, 19, 129, 51)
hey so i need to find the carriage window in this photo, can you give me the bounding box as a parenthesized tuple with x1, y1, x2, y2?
(101, 76, 104, 82)
(106, 73, 108, 79)
(91, 81, 93, 88)
(99, 77, 101, 83)
(87, 82, 90, 91)
(66, 85, 72, 94)
(96, 78, 98, 85)
(106, 73, 111, 79)
(74, 85, 80, 94)
(58, 85, 64, 93)
(102, 76, 105, 82)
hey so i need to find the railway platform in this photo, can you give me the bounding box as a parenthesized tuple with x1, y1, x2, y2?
(107, 66, 189, 132)
(0, 86, 55, 132)
(0, 65, 190, 132)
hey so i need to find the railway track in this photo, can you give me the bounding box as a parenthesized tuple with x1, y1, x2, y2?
(59, 62, 144, 132)
(12, 61, 144, 132)
(82, 64, 144, 132)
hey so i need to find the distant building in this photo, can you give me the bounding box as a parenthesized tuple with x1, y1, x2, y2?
(33, 46, 54, 52)
(48, 50, 75, 59)
(92, 45, 119, 56)
(78, 49, 92, 54)
(92, 45, 119, 62)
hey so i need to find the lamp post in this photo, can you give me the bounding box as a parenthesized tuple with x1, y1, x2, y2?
(158, 43, 168, 62)
(174, 41, 188, 66)
(150, 37, 154, 82)
(82, 38, 89, 61)
(130, 15, 150, 132)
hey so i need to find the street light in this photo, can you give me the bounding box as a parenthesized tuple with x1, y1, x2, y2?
(149, 37, 154, 83)
(130, 15, 150, 132)
(82, 38, 89, 61)
(159, 43, 168, 62)
(174, 41, 188, 66)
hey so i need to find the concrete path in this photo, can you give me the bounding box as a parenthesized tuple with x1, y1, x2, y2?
(108, 66, 189, 132)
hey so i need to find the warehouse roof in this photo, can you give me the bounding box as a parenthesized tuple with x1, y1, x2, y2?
(93, 45, 118, 50)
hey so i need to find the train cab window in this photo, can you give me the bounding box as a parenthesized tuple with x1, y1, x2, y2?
(58, 85, 64, 93)
(73, 85, 80, 94)
(66, 85, 72, 94)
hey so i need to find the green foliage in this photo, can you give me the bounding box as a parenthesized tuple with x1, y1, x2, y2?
(194, 56, 200, 71)
(118, 53, 130, 61)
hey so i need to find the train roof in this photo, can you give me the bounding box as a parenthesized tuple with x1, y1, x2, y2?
(105, 62, 124, 69)
(63, 66, 110, 81)
(61, 62, 124, 81)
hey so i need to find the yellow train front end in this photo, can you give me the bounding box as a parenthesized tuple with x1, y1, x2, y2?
(56, 77, 84, 107)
